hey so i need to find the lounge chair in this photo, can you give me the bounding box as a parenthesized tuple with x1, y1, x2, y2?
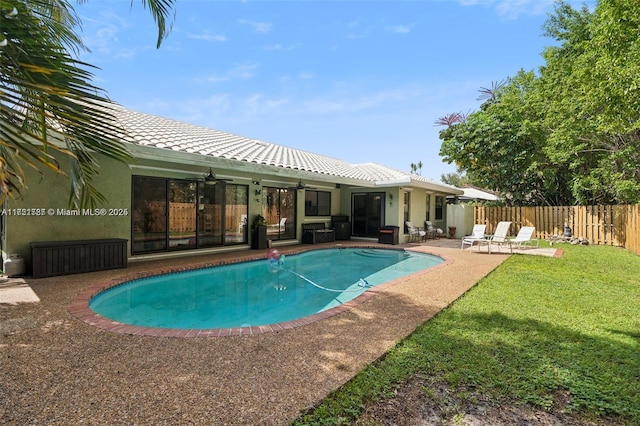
(475, 221, 512, 253)
(267, 217, 287, 235)
(406, 221, 426, 242)
(461, 224, 487, 251)
(507, 226, 539, 249)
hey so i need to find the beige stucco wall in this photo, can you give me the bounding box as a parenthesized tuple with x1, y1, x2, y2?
(2, 153, 132, 264)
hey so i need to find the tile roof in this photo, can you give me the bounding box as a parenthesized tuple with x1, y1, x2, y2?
(351, 163, 461, 192)
(111, 104, 461, 193)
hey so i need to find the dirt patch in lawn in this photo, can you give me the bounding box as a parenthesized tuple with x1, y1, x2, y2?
(358, 374, 622, 426)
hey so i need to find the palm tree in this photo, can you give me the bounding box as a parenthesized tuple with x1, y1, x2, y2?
(0, 0, 176, 208)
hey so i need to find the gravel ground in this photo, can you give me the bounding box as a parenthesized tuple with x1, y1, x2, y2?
(1, 240, 509, 425)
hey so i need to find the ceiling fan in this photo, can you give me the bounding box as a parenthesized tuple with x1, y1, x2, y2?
(203, 167, 232, 185)
(288, 179, 315, 190)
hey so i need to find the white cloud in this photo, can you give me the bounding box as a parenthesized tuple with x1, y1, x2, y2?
(345, 18, 373, 39)
(263, 42, 301, 51)
(385, 24, 413, 34)
(81, 15, 123, 54)
(242, 94, 290, 116)
(301, 87, 422, 115)
(495, 0, 555, 18)
(203, 63, 258, 83)
(458, 0, 556, 19)
(238, 19, 273, 34)
(141, 95, 233, 126)
(80, 11, 152, 61)
(187, 32, 227, 42)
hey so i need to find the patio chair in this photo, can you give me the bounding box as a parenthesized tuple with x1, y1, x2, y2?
(475, 221, 512, 253)
(406, 221, 426, 242)
(267, 217, 287, 235)
(507, 226, 539, 249)
(424, 221, 441, 239)
(461, 224, 487, 251)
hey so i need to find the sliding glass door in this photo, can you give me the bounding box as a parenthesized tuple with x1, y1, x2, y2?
(132, 176, 248, 254)
(224, 184, 249, 244)
(168, 180, 197, 250)
(197, 182, 223, 247)
(351, 192, 384, 238)
(262, 186, 296, 240)
(132, 176, 167, 252)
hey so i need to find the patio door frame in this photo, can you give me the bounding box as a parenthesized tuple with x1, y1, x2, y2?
(351, 192, 385, 238)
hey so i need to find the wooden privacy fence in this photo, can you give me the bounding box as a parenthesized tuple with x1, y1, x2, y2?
(474, 205, 640, 256)
(144, 202, 245, 233)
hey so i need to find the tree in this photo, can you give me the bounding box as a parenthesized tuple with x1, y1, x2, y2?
(0, 0, 176, 207)
(540, 0, 640, 204)
(440, 172, 469, 188)
(434, 112, 467, 127)
(438, 0, 640, 206)
(439, 71, 569, 206)
(409, 161, 423, 175)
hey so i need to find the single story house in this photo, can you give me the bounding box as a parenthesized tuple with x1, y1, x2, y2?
(1, 104, 462, 276)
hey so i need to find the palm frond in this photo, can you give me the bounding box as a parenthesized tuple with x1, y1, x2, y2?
(140, 0, 176, 48)
(1, 1, 132, 208)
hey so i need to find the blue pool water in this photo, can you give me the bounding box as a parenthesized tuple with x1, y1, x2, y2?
(89, 248, 443, 329)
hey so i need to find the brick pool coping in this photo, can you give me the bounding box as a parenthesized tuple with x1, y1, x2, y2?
(68, 244, 452, 337)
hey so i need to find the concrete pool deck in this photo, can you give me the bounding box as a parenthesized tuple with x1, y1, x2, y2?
(0, 239, 557, 424)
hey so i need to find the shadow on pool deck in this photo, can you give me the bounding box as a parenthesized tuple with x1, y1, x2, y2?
(0, 240, 548, 424)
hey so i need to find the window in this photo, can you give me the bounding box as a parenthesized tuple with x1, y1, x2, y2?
(305, 190, 331, 216)
(435, 195, 444, 220)
(425, 194, 431, 221)
(403, 191, 410, 233)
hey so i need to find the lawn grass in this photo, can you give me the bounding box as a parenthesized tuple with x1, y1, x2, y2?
(292, 244, 640, 425)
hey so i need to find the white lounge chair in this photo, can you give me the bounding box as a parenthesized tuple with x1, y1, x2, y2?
(461, 224, 487, 251)
(267, 217, 287, 235)
(507, 226, 539, 249)
(475, 221, 512, 253)
(406, 221, 426, 242)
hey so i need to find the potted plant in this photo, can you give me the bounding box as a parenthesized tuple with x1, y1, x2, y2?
(251, 214, 267, 249)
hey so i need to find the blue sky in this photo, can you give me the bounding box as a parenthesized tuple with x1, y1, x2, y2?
(76, 0, 593, 182)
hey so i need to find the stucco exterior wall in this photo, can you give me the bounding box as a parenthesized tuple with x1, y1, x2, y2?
(1, 141, 462, 272)
(384, 188, 399, 228)
(2, 153, 132, 264)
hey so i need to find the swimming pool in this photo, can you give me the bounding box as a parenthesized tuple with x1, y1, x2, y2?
(88, 248, 443, 331)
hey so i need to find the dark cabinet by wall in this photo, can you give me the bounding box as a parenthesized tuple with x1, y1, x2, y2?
(334, 222, 351, 240)
(378, 226, 399, 245)
(331, 215, 351, 240)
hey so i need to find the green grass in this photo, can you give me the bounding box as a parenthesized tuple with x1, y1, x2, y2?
(293, 244, 640, 425)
